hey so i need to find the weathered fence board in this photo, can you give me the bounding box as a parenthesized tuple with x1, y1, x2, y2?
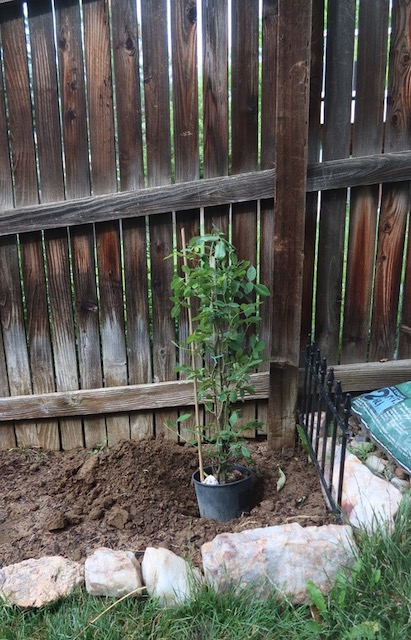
(258, 0, 277, 429)
(341, 0, 390, 364)
(369, 0, 411, 362)
(268, 0, 312, 449)
(202, 0, 229, 235)
(300, 0, 324, 351)
(231, 0, 259, 437)
(315, 0, 356, 363)
(0, 0, 411, 451)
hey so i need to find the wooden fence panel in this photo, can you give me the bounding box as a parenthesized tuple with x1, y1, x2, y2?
(231, 0, 259, 436)
(111, 0, 144, 193)
(202, 0, 229, 235)
(171, 0, 201, 443)
(142, 0, 177, 439)
(0, 3, 41, 448)
(259, 0, 278, 430)
(341, 0, 389, 364)
(315, 0, 356, 363)
(268, 0, 312, 449)
(300, 0, 324, 350)
(0, 39, 16, 449)
(29, 0, 78, 450)
(84, 0, 130, 445)
(55, 0, 106, 448)
(111, 0, 153, 440)
(369, 0, 411, 361)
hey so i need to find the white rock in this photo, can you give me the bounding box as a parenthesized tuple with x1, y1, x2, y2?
(364, 454, 387, 475)
(0, 556, 84, 608)
(203, 474, 219, 485)
(390, 476, 411, 494)
(85, 547, 143, 597)
(141, 547, 202, 607)
(201, 523, 356, 604)
(331, 450, 402, 532)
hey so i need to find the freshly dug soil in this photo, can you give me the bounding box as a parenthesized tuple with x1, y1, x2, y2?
(0, 438, 334, 568)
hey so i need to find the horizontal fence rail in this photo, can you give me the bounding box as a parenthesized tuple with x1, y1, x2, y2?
(297, 341, 351, 521)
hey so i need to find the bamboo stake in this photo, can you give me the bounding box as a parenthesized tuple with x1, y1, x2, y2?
(181, 228, 204, 482)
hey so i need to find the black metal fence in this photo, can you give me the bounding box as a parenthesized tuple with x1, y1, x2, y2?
(297, 340, 352, 523)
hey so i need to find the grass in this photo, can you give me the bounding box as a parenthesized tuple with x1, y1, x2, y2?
(1, 495, 410, 640)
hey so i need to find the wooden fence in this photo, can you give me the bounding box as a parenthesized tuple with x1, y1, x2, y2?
(1, 0, 411, 451)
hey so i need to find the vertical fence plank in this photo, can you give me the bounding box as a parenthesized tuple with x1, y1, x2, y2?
(29, 0, 80, 450)
(231, 0, 259, 437)
(300, 0, 324, 350)
(142, 0, 177, 439)
(202, 0, 229, 235)
(314, 0, 355, 363)
(259, 0, 278, 430)
(55, 0, 106, 448)
(171, 0, 201, 443)
(341, 0, 389, 364)
(371, 0, 411, 361)
(111, 0, 153, 439)
(268, 0, 312, 449)
(111, 0, 144, 193)
(0, 4, 41, 447)
(0, 44, 16, 449)
(83, 0, 130, 445)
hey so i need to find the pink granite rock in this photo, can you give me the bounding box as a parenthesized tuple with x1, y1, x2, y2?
(201, 523, 356, 604)
(0, 556, 84, 608)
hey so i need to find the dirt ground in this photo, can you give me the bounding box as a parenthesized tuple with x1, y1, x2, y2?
(0, 438, 334, 568)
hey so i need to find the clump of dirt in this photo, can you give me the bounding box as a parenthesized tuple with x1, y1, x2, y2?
(0, 438, 334, 567)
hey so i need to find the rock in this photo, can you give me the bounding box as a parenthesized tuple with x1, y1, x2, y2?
(85, 547, 143, 597)
(76, 455, 99, 480)
(141, 547, 202, 607)
(390, 476, 410, 494)
(106, 506, 129, 529)
(332, 450, 402, 532)
(201, 523, 356, 605)
(394, 467, 409, 480)
(203, 474, 219, 485)
(364, 454, 387, 475)
(47, 513, 71, 531)
(0, 556, 84, 608)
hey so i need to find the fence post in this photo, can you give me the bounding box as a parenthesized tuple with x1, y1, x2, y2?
(267, 0, 313, 449)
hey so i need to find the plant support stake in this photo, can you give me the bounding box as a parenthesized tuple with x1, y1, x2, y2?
(181, 228, 205, 482)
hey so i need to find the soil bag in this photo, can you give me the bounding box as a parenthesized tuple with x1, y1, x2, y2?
(351, 382, 411, 475)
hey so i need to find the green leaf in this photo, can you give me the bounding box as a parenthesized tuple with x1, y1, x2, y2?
(277, 467, 286, 492)
(306, 580, 327, 614)
(246, 265, 257, 281)
(214, 241, 226, 259)
(255, 283, 270, 297)
(176, 413, 192, 423)
(229, 411, 239, 426)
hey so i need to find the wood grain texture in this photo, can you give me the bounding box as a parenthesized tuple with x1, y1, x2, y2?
(1, 360, 410, 424)
(142, 0, 177, 439)
(370, 0, 411, 361)
(5, 149, 411, 234)
(231, 0, 259, 436)
(315, 0, 356, 363)
(202, 0, 229, 234)
(0, 4, 42, 447)
(300, 0, 324, 351)
(341, 0, 389, 364)
(268, 0, 312, 449)
(111, 0, 144, 191)
(55, 0, 106, 447)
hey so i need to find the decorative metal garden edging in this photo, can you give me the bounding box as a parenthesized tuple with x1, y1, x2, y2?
(297, 340, 352, 523)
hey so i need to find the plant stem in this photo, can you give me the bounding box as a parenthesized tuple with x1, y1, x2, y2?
(181, 228, 204, 482)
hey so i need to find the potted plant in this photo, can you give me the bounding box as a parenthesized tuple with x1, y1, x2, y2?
(169, 227, 270, 521)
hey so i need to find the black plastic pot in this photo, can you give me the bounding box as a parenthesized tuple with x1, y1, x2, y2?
(192, 464, 253, 522)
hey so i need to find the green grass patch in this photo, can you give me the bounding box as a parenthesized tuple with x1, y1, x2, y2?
(1, 494, 410, 640)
